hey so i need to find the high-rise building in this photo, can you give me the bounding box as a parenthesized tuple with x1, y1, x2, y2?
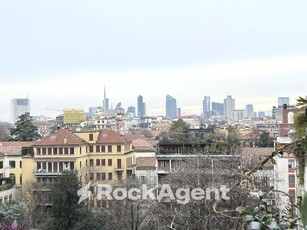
(278, 97, 290, 108)
(245, 104, 254, 118)
(177, 108, 181, 117)
(102, 86, 109, 113)
(126, 106, 136, 118)
(137, 95, 146, 117)
(11, 98, 30, 123)
(224, 95, 235, 120)
(202, 96, 211, 118)
(88, 107, 98, 117)
(258, 111, 265, 118)
(166, 94, 177, 119)
(212, 102, 224, 116)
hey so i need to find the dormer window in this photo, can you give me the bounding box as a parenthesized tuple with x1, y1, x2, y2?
(89, 134, 94, 141)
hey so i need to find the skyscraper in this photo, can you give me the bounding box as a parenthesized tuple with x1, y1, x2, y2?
(166, 94, 177, 119)
(202, 96, 210, 118)
(102, 86, 109, 113)
(212, 102, 224, 116)
(224, 95, 235, 120)
(245, 104, 254, 118)
(137, 95, 146, 117)
(11, 98, 30, 123)
(278, 97, 289, 108)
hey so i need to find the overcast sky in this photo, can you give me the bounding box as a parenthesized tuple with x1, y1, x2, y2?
(0, 0, 306, 121)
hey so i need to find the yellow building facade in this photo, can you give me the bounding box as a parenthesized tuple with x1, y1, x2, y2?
(21, 129, 136, 187)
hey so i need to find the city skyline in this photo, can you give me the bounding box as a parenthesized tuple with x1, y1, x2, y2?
(0, 0, 306, 121)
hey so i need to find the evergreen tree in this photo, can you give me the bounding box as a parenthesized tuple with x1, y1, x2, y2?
(10, 112, 40, 141)
(255, 130, 274, 147)
(48, 170, 84, 230)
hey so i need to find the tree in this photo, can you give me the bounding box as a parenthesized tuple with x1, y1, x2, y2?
(48, 170, 84, 230)
(0, 202, 24, 227)
(0, 121, 10, 141)
(10, 112, 40, 141)
(255, 131, 274, 147)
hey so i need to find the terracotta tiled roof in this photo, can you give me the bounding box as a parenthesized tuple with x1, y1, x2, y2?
(33, 129, 85, 146)
(136, 157, 156, 169)
(126, 135, 156, 152)
(0, 152, 4, 158)
(96, 130, 129, 144)
(0, 141, 35, 156)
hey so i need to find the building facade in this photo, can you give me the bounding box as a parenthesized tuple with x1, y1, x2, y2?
(223, 95, 235, 120)
(202, 96, 210, 118)
(166, 94, 177, 119)
(137, 95, 146, 117)
(11, 98, 30, 123)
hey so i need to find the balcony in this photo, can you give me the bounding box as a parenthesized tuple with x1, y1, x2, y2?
(114, 166, 124, 172)
(33, 169, 63, 176)
(157, 167, 170, 174)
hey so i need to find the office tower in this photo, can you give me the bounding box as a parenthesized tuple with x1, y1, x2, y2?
(177, 108, 181, 117)
(137, 95, 146, 117)
(127, 106, 136, 118)
(166, 94, 177, 119)
(223, 95, 235, 120)
(212, 102, 224, 116)
(278, 97, 290, 108)
(202, 96, 211, 118)
(245, 104, 254, 118)
(258, 111, 265, 118)
(11, 98, 30, 123)
(88, 107, 98, 117)
(102, 86, 109, 113)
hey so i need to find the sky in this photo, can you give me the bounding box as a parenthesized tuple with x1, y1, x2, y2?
(0, 0, 307, 122)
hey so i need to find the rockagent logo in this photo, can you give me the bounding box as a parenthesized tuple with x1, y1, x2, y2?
(78, 184, 230, 204)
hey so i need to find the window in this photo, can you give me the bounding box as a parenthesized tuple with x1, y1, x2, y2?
(20, 161, 22, 168)
(59, 162, 63, 172)
(0, 161, 3, 169)
(108, 173, 112, 180)
(89, 146, 94, 153)
(117, 145, 121, 152)
(48, 148, 52, 155)
(42, 148, 46, 155)
(96, 145, 100, 152)
(108, 159, 112, 166)
(42, 162, 47, 170)
(140, 176, 146, 184)
(37, 148, 41, 155)
(37, 162, 41, 170)
(70, 162, 74, 170)
(53, 148, 58, 155)
(80, 161, 82, 168)
(101, 145, 105, 152)
(96, 159, 100, 166)
(101, 173, 106, 180)
(89, 134, 94, 141)
(70, 148, 74, 155)
(108, 145, 112, 152)
(289, 175, 295, 184)
(288, 160, 295, 168)
(90, 173, 94, 180)
(80, 147, 82, 154)
(97, 173, 101, 180)
(64, 148, 69, 155)
(101, 159, 106, 166)
(59, 148, 63, 155)
(9, 161, 16, 168)
(117, 172, 122, 181)
(90, 159, 94, 167)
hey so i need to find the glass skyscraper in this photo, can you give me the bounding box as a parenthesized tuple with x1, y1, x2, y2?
(166, 94, 177, 119)
(11, 98, 30, 123)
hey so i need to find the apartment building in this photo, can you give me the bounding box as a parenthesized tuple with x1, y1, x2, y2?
(22, 129, 136, 186)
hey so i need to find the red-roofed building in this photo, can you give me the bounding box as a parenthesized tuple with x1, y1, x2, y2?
(22, 129, 136, 188)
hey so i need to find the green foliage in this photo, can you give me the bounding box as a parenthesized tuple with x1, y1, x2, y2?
(0, 202, 24, 225)
(48, 170, 83, 230)
(165, 119, 190, 142)
(255, 131, 274, 147)
(10, 112, 41, 141)
(294, 112, 307, 138)
(301, 193, 307, 229)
